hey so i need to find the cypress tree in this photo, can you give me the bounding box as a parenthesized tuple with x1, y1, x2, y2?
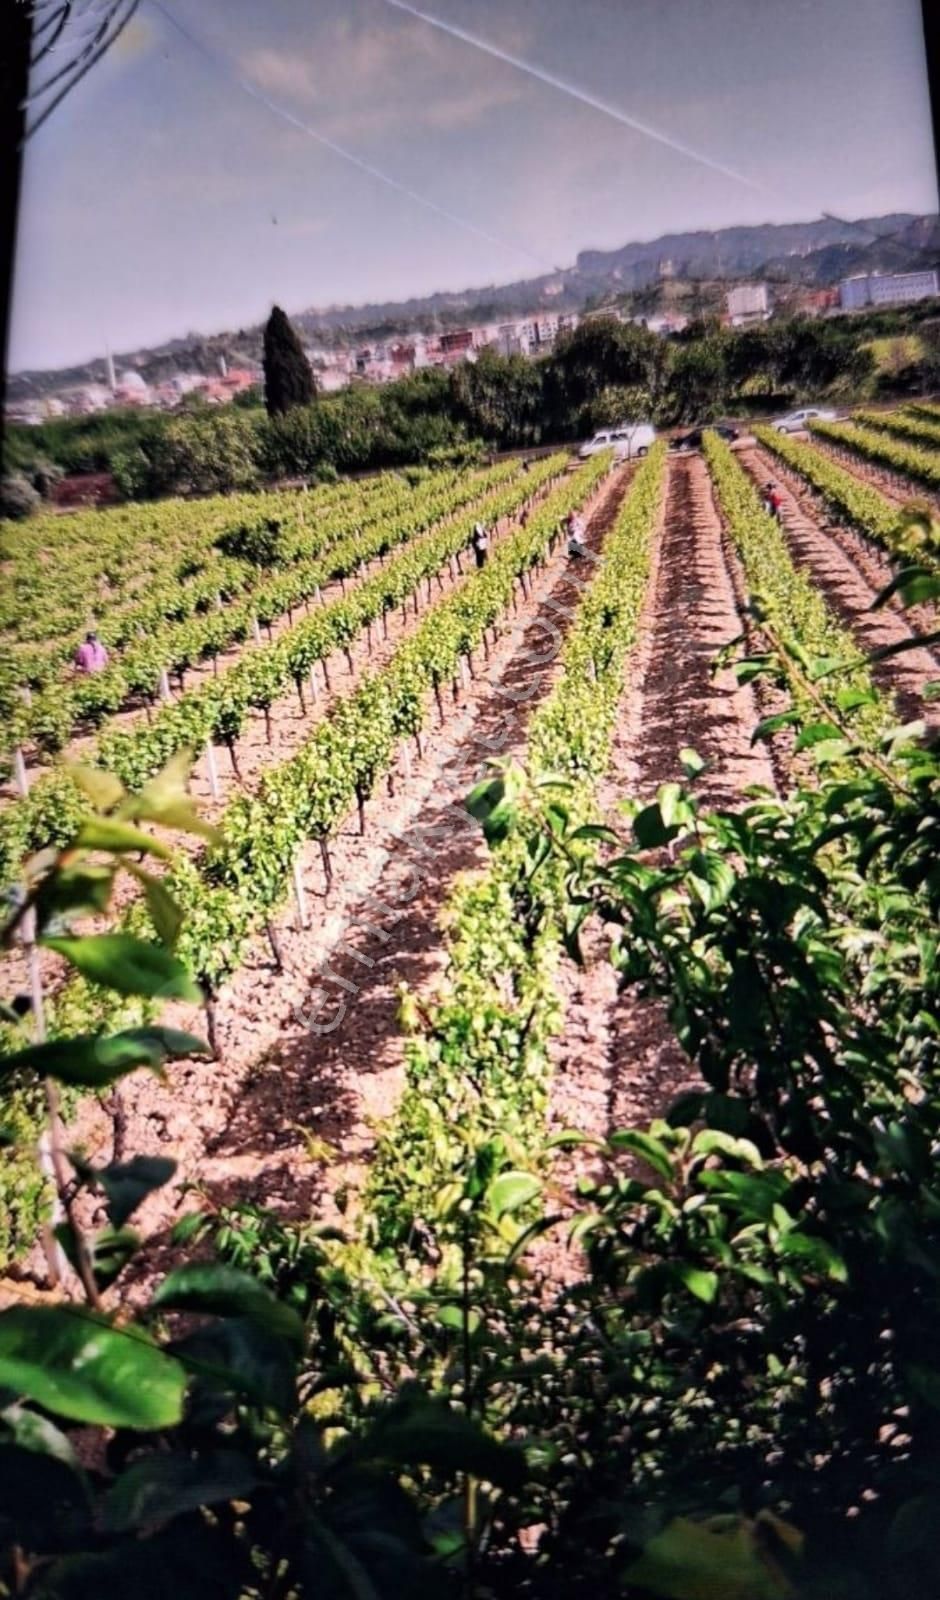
(262, 305, 315, 417)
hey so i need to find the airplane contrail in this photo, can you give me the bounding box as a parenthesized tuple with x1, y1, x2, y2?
(381, 0, 766, 196)
(148, 0, 557, 272)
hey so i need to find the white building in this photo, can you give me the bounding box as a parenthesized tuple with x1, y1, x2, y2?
(726, 283, 770, 325)
(839, 269, 939, 310)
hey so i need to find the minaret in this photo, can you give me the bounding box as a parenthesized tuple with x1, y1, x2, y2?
(219, 354, 228, 378)
(105, 346, 116, 392)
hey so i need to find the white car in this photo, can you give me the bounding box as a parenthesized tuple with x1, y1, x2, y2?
(772, 407, 837, 434)
(578, 422, 657, 461)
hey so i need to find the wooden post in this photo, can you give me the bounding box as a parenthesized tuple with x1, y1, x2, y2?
(13, 746, 28, 798)
(319, 837, 333, 894)
(252, 615, 262, 644)
(204, 739, 221, 800)
(308, 665, 319, 704)
(158, 668, 172, 703)
(292, 860, 310, 930)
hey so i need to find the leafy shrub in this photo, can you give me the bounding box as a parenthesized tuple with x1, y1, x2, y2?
(0, 473, 40, 520)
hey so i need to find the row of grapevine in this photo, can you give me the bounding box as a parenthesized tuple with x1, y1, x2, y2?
(908, 400, 940, 425)
(0, 457, 564, 883)
(363, 445, 667, 1251)
(809, 418, 940, 493)
(9, 453, 615, 1069)
(754, 424, 911, 558)
(704, 431, 890, 738)
(3, 461, 523, 761)
(0, 468, 398, 649)
(852, 407, 940, 453)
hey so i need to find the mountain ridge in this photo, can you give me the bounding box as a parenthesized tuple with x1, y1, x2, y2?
(10, 210, 939, 398)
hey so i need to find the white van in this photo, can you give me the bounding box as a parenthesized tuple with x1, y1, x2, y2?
(578, 422, 657, 461)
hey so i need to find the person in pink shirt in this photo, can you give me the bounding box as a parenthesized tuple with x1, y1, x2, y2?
(74, 631, 109, 674)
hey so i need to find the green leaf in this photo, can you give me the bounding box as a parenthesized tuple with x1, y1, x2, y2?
(777, 1231, 847, 1282)
(622, 1514, 797, 1599)
(76, 1153, 178, 1228)
(74, 818, 171, 860)
(66, 764, 126, 811)
(102, 1450, 259, 1533)
(54, 1223, 140, 1290)
(486, 1170, 541, 1218)
(124, 864, 184, 949)
(607, 1129, 675, 1181)
(36, 865, 115, 923)
(751, 711, 799, 745)
(0, 1402, 82, 1473)
(341, 1394, 526, 1490)
(41, 934, 202, 1002)
(675, 1264, 719, 1304)
(152, 1263, 304, 1349)
(794, 722, 841, 752)
(678, 747, 705, 777)
(1, 1027, 207, 1088)
(0, 1308, 186, 1429)
(632, 804, 676, 850)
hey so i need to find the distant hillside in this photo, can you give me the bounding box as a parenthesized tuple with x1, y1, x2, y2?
(10, 211, 938, 399)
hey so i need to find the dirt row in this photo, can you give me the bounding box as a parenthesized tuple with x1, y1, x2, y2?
(51, 465, 632, 1293)
(547, 454, 777, 1230)
(743, 442, 940, 721)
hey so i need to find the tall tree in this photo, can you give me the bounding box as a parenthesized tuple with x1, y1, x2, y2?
(263, 305, 315, 418)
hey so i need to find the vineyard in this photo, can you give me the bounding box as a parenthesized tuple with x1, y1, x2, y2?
(1, 419, 939, 1599)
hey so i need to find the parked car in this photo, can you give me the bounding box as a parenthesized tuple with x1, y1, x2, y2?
(670, 424, 739, 452)
(578, 422, 657, 461)
(771, 407, 837, 433)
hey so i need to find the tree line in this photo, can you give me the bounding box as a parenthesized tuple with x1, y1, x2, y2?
(5, 301, 939, 514)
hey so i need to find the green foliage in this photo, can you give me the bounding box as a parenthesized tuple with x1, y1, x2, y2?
(0, 473, 41, 520)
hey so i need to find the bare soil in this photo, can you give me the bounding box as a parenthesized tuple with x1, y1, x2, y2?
(546, 455, 776, 1249)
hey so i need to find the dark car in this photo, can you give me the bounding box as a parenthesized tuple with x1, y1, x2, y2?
(670, 424, 739, 452)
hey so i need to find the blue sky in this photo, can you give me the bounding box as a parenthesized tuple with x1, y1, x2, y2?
(9, 0, 939, 371)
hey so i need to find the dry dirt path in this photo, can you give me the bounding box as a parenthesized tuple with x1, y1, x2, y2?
(64, 466, 632, 1289)
(547, 453, 776, 1229)
(742, 442, 940, 722)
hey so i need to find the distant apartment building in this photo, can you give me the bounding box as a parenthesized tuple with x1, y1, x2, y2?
(839, 269, 939, 310)
(439, 328, 474, 357)
(726, 282, 770, 326)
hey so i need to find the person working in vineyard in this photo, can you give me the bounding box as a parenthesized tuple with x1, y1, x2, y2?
(470, 521, 490, 569)
(763, 482, 783, 521)
(74, 630, 108, 674)
(567, 509, 587, 559)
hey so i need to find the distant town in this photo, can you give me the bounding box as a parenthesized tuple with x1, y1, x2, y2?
(7, 256, 938, 428)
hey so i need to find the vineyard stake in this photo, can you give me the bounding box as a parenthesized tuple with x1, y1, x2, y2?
(265, 919, 285, 972)
(318, 837, 333, 893)
(24, 906, 68, 1286)
(292, 860, 310, 930)
(13, 746, 29, 798)
(204, 739, 221, 801)
(158, 667, 172, 704)
(322, 657, 332, 691)
(357, 792, 367, 835)
(295, 678, 306, 714)
(252, 616, 262, 644)
(401, 741, 412, 781)
(308, 665, 319, 703)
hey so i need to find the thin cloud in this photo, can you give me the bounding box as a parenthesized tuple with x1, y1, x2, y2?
(379, 0, 767, 195)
